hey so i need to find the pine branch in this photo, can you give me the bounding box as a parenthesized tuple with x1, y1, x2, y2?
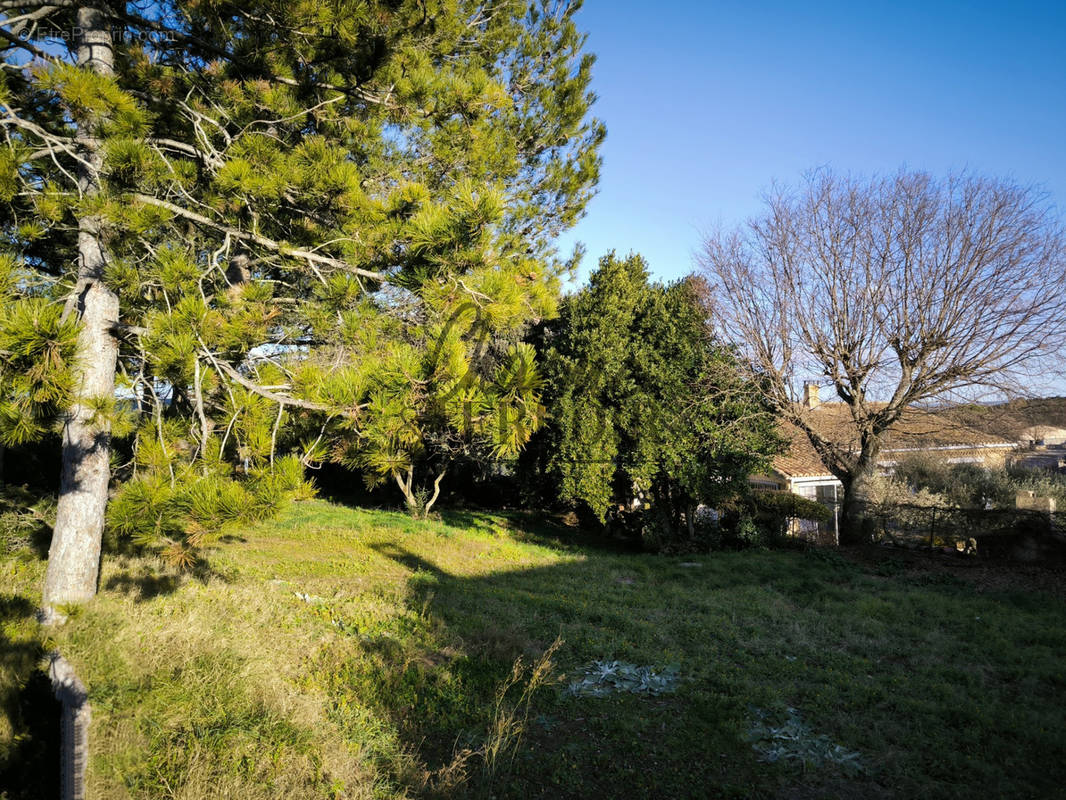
(0, 4, 64, 34)
(203, 349, 327, 413)
(130, 193, 386, 283)
(110, 8, 397, 108)
(0, 1, 74, 10)
(0, 21, 57, 61)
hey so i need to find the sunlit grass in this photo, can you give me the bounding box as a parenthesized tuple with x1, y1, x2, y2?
(2, 499, 1065, 799)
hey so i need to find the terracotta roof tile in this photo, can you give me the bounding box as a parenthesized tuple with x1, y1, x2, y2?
(773, 425, 837, 479)
(772, 404, 1016, 479)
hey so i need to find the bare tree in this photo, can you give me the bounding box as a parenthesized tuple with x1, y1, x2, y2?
(699, 169, 1066, 539)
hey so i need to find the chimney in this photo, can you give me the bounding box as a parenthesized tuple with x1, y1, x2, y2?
(803, 381, 821, 410)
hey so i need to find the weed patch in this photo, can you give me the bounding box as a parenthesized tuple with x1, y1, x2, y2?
(747, 706, 865, 776)
(565, 660, 679, 698)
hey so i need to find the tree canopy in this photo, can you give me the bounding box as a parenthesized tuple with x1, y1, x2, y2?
(0, 0, 603, 607)
(528, 252, 780, 539)
(699, 169, 1066, 539)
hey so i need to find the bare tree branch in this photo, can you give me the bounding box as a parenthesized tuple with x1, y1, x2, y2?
(700, 169, 1066, 537)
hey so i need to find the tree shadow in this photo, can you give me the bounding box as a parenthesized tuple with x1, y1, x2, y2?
(101, 553, 234, 602)
(437, 507, 640, 555)
(360, 543, 779, 798)
(103, 569, 182, 601)
(369, 541, 443, 576)
(217, 533, 248, 543)
(354, 531, 1066, 800)
(0, 595, 60, 800)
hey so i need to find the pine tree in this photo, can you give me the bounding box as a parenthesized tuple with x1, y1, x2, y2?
(0, 1, 603, 612)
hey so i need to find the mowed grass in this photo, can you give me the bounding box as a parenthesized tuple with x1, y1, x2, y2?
(3, 499, 1066, 799)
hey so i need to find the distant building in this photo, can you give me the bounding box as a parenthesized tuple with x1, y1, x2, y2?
(1017, 425, 1066, 448)
(749, 384, 1018, 540)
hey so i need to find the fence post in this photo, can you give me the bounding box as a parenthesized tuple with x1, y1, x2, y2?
(929, 507, 937, 550)
(49, 652, 90, 800)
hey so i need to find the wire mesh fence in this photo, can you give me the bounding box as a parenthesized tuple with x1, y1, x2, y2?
(861, 501, 1066, 556)
(763, 490, 1066, 560)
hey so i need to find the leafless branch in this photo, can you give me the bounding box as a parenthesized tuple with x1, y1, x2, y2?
(700, 169, 1066, 518)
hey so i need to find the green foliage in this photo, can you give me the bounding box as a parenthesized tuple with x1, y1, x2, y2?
(745, 490, 833, 545)
(733, 515, 766, 547)
(752, 491, 832, 523)
(530, 253, 781, 533)
(329, 296, 548, 511)
(36, 62, 149, 138)
(2, 0, 603, 530)
(108, 419, 314, 566)
(0, 294, 81, 445)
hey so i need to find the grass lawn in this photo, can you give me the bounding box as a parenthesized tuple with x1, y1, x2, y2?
(3, 499, 1066, 799)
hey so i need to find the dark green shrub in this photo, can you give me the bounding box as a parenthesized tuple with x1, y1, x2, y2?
(746, 491, 832, 546)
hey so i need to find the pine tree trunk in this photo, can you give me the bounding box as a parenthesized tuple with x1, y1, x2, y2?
(42, 5, 119, 611)
(394, 468, 417, 511)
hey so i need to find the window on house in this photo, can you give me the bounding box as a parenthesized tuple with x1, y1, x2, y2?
(751, 480, 781, 490)
(816, 484, 838, 504)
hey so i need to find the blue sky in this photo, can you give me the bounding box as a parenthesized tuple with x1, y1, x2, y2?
(558, 0, 1066, 285)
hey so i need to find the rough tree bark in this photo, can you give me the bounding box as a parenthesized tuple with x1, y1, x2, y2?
(837, 461, 879, 544)
(42, 5, 120, 612)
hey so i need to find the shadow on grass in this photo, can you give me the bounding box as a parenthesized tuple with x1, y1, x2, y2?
(438, 507, 641, 555)
(24, 525, 51, 560)
(216, 533, 248, 543)
(104, 569, 182, 600)
(360, 542, 803, 798)
(103, 556, 236, 603)
(0, 594, 60, 800)
(354, 532, 1066, 800)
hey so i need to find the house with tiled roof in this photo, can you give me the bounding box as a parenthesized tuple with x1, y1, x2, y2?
(750, 384, 1018, 540)
(1018, 425, 1066, 447)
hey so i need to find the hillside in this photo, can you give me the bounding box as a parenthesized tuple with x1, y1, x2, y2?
(2, 501, 1066, 799)
(939, 396, 1066, 441)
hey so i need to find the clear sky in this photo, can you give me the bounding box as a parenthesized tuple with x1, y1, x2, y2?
(558, 0, 1066, 285)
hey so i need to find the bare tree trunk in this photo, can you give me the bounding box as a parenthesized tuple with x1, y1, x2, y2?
(423, 469, 446, 515)
(838, 463, 877, 545)
(42, 5, 119, 612)
(394, 467, 417, 511)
